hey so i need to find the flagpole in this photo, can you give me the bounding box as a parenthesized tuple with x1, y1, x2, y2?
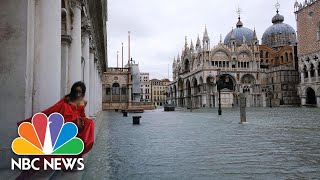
(128, 31, 131, 66)
(117, 51, 119, 68)
(121, 43, 124, 71)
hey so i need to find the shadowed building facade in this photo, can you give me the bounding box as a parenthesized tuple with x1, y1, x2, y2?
(295, 0, 320, 107)
(0, 0, 107, 167)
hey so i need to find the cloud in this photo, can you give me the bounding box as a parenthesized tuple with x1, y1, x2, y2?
(107, 0, 297, 80)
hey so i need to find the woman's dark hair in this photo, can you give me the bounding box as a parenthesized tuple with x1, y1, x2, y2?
(67, 81, 86, 101)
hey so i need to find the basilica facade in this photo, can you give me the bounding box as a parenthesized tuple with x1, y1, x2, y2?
(168, 7, 300, 108)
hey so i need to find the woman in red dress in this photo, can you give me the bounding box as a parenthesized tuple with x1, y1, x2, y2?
(16, 81, 94, 179)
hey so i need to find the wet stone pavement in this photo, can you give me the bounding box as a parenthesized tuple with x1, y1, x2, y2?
(82, 107, 320, 180)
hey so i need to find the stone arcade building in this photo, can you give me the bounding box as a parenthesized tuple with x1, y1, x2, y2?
(0, 0, 107, 162)
(295, 0, 320, 107)
(168, 5, 300, 108)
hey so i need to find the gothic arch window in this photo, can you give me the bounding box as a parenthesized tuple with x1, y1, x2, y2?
(285, 53, 289, 63)
(304, 65, 308, 78)
(289, 53, 293, 62)
(265, 52, 269, 58)
(184, 59, 190, 73)
(310, 64, 315, 77)
(281, 56, 284, 64)
(121, 85, 127, 98)
(112, 83, 120, 95)
(243, 86, 250, 93)
(106, 85, 111, 95)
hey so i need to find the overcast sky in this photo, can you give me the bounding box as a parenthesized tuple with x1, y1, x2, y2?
(106, 0, 297, 80)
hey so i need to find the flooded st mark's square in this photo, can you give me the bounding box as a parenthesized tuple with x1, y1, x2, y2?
(81, 107, 320, 179)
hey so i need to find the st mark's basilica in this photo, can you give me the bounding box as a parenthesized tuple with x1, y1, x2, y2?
(168, 4, 300, 108)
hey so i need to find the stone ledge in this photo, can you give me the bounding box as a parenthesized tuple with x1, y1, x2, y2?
(49, 110, 104, 180)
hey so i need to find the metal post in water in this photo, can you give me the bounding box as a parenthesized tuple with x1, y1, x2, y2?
(240, 93, 246, 123)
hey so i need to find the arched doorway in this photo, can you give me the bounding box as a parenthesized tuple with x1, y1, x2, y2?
(186, 80, 191, 108)
(306, 87, 316, 105)
(173, 85, 177, 106)
(206, 76, 215, 107)
(217, 74, 236, 107)
(192, 78, 198, 108)
(241, 74, 256, 107)
(178, 79, 184, 107)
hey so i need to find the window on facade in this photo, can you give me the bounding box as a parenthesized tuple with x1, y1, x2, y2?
(265, 52, 269, 58)
(311, 64, 315, 77)
(106, 86, 111, 95)
(260, 51, 263, 58)
(121, 87, 127, 95)
(112, 83, 120, 95)
(281, 56, 284, 64)
(285, 53, 288, 63)
(289, 53, 293, 61)
(304, 65, 308, 78)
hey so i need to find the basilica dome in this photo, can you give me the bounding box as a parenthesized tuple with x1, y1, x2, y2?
(224, 18, 254, 45)
(262, 11, 296, 48)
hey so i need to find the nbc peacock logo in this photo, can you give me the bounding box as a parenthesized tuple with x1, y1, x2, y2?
(12, 113, 84, 155)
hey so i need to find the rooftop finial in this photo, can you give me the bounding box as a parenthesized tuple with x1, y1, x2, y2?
(236, 7, 243, 28)
(275, 0, 280, 14)
(236, 7, 242, 20)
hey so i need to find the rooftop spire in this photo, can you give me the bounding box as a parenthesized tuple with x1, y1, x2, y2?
(190, 40, 194, 50)
(272, 1, 284, 24)
(196, 34, 201, 46)
(275, 0, 280, 14)
(236, 7, 243, 28)
(203, 25, 209, 40)
(253, 28, 257, 40)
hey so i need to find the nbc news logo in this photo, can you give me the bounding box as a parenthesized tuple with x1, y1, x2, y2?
(11, 113, 84, 170)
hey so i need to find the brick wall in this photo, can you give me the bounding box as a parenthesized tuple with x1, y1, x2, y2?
(296, 0, 320, 56)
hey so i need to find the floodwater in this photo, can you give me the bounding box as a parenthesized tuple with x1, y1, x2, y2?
(82, 107, 320, 179)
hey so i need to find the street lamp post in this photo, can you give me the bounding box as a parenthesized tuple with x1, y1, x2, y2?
(217, 69, 222, 115)
(268, 86, 272, 108)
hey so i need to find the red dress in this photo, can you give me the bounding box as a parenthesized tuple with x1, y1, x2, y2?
(17, 98, 94, 156)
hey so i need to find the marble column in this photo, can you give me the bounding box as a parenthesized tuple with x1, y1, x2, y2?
(301, 72, 305, 84)
(61, 35, 72, 97)
(68, 0, 82, 89)
(315, 67, 319, 82)
(81, 22, 90, 115)
(94, 60, 98, 114)
(89, 47, 95, 117)
(301, 97, 306, 106)
(308, 69, 312, 83)
(33, 0, 61, 112)
(96, 64, 100, 113)
(317, 97, 320, 108)
(100, 76, 102, 110)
